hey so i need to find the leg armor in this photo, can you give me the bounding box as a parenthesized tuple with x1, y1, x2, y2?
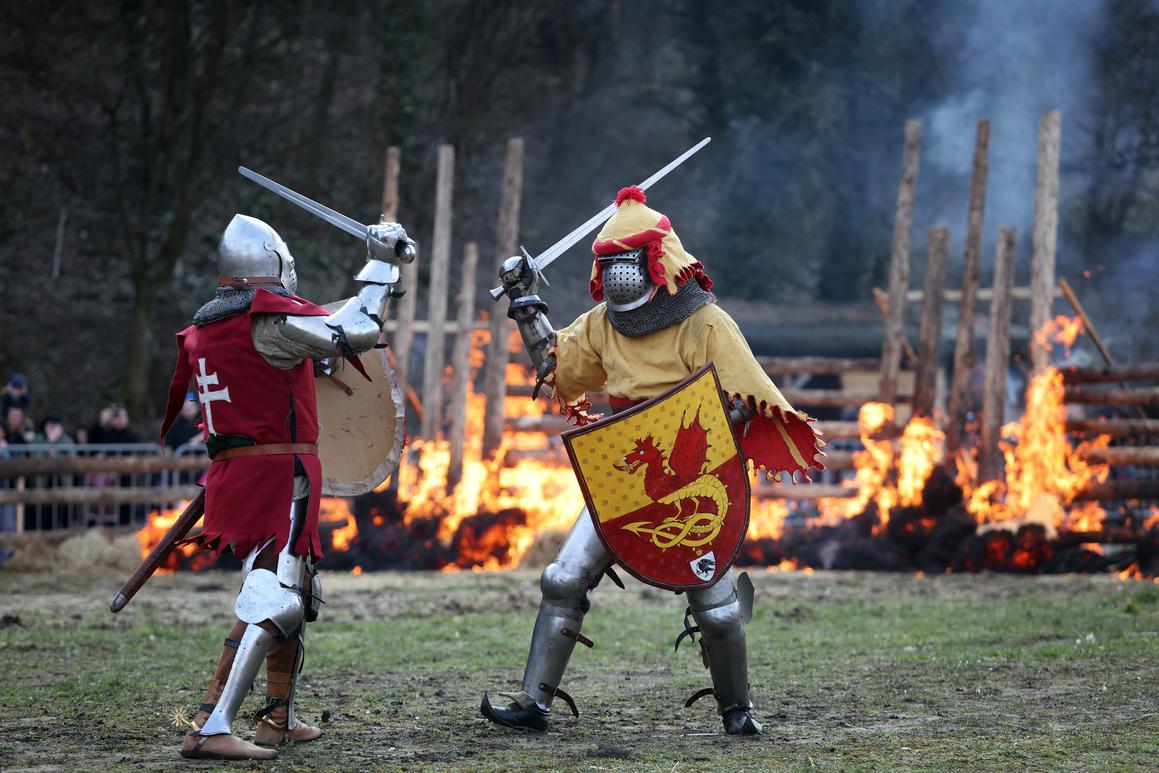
(183, 478, 311, 760)
(685, 571, 762, 735)
(481, 509, 612, 731)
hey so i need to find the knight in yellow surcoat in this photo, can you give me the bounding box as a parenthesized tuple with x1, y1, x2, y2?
(480, 184, 824, 736)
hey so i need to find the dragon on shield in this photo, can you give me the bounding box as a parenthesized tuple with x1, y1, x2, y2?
(614, 410, 730, 550)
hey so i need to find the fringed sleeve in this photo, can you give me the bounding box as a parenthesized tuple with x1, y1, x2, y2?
(683, 306, 826, 481)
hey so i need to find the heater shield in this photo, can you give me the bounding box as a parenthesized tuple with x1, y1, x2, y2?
(563, 363, 750, 591)
(315, 342, 405, 497)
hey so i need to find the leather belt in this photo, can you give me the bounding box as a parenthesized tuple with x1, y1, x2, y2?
(211, 443, 318, 462)
(218, 275, 284, 289)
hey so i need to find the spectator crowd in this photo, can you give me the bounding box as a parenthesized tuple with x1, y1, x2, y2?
(0, 372, 206, 532)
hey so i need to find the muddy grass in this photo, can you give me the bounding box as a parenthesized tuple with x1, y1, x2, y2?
(0, 569, 1156, 772)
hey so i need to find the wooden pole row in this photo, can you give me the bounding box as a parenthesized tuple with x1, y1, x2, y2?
(946, 120, 991, 454)
(447, 242, 479, 489)
(979, 227, 1018, 483)
(1064, 387, 1159, 406)
(483, 138, 525, 458)
(879, 119, 923, 406)
(0, 455, 209, 478)
(0, 486, 202, 507)
(1061, 363, 1159, 384)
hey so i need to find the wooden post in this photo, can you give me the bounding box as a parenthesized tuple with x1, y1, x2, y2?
(1029, 109, 1062, 375)
(946, 120, 990, 454)
(879, 119, 922, 406)
(979, 228, 1017, 483)
(483, 138, 524, 457)
(420, 144, 456, 440)
(913, 227, 949, 419)
(381, 146, 401, 221)
(447, 242, 479, 490)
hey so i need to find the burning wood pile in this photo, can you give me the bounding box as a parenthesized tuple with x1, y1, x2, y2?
(134, 121, 1158, 581)
(135, 316, 1159, 580)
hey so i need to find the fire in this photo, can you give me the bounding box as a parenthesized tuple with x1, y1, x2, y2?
(320, 498, 358, 551)
(956, 366, 1110, 537)
(135, 502, 204, 573)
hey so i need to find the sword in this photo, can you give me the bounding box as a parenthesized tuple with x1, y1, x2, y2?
(238, 167, 416, 263)
(110, 490, 205, 613)
(489, 136, 711, 300)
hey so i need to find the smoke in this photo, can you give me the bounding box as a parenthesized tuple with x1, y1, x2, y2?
(917, 0, 1107, 278)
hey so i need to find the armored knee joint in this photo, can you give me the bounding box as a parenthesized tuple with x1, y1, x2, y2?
(234, 568, 305, 637)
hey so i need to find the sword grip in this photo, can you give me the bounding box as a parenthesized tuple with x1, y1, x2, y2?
(109, 490, 205, 613)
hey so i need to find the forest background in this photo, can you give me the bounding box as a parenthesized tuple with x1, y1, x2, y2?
(1, 0, 1157, 426)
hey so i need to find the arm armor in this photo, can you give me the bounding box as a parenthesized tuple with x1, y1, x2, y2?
(277, 259, 399, 358)
(509, 296, 556, 397)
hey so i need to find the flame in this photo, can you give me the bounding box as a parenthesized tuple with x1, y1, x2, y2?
(136, 502, 204, 573)
(320, 498, 359, 551)
(956, 366, 1110, 537)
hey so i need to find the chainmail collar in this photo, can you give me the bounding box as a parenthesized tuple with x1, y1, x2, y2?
(607, 280, 715, 338)
(192, 286, 292, 327)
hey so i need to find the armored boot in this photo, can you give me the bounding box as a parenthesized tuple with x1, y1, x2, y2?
(685, 572, 761, 735)
(181, 623, 279, 760)
(481, 511, 611, 732)
(254, 634, 322, 746)
(189, 620, 247, 732)
(183, 494, 311, 760)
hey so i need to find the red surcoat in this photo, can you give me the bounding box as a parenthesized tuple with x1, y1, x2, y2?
(160, 290, 330, 560)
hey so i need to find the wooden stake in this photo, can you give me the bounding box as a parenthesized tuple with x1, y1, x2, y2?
(420, 144, 455, 440)
(979, 227, 1017, 483)
(381, 146, 400, 221)
(1029, 109, 1062, 375)
(913, 227, 949, 418)
(872, 288, 918, 364)
(879, 119, 922, 406)
(946, 120, 990, 454)
(483, 138, 524, 458)
(447, 242, 479, 489)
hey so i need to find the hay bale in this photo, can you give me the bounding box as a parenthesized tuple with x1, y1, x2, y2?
(0, 535, 61, 572)
(518, 529, 567, 569)
(57, 529, 139, 571)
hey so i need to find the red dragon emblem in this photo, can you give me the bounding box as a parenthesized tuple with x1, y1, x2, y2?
(612, 410, 731, 549)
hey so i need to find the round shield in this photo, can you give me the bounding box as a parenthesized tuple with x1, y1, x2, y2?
(316, 344, 405, 497)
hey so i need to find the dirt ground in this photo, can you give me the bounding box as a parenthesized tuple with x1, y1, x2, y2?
(0, 568, 1156, 771)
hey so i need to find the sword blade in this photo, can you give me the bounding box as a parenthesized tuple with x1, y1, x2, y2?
(239, 167, 368, 240)
(533, 136, 710, 274)
(489, 137, 710, 299)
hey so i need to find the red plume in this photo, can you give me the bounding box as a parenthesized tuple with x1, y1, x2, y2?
(615, 185, 647, 206)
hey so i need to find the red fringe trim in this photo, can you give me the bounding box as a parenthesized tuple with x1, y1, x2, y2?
(728, 393, 825, 483)
(615, 185, 647, 206)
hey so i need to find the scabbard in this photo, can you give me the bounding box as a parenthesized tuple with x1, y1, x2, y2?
(109, 489, 205, 613)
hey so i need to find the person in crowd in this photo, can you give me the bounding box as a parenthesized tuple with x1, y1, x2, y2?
(93, 404, 140, 445)
(0, 373, 29, 417)
(37, 415, 74, 446)
(4, 406, 34, 445)
(164, 394, 204, 451)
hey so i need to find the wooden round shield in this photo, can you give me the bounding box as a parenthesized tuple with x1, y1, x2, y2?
(315, 346, 405, 497)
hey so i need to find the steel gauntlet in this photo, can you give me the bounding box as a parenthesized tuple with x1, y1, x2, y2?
(499, 255, 555, 398)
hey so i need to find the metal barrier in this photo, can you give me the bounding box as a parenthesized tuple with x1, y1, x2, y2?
(0, 443, 207, 533)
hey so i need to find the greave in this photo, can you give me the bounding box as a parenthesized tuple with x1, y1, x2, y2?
(687, 573, 751, 714)
(198, 623, 275, 736)
(519, 511, 611, 708)
(263, 629, 305, 730)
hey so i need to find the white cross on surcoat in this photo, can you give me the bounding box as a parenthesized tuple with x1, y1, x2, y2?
(196, 357, 232, 436)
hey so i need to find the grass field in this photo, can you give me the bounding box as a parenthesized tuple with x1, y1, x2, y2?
(0, 568, 1156, 772)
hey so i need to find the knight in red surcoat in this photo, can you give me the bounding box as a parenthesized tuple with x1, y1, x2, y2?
(481, 185, 825, 735)
(159, 213, 413, 760)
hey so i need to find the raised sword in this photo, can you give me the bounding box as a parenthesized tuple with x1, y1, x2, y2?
(489, 136, 711, 300)
(238, 166, 416, 263)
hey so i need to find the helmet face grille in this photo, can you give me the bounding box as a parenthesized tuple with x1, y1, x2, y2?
(601, 251, 652, 310)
